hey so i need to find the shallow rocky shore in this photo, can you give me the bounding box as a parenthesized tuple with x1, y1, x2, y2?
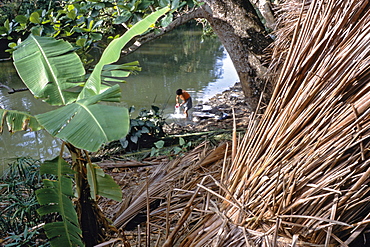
(164, 82, 252, 134)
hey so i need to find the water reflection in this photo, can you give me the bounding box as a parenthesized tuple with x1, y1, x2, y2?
(117, 24, 238, 118)
(0, 60, 62, 172)
(0, 23, 238, 169)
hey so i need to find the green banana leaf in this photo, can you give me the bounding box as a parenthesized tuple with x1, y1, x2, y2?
(13, 35, 85, 106)
(78, 7, 170, 99)
(87, 163, 122, 201)
(101, 61, 142, 83)
(36, 85, 129, 152)
(37, 156, 84, 247)
(0, 109, 42, 133)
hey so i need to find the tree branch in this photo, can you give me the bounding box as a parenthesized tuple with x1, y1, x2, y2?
(0, 82, 28, 94)
(121, 7, 207, 56)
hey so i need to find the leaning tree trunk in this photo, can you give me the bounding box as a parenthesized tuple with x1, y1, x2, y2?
(200, 0, 274, 111)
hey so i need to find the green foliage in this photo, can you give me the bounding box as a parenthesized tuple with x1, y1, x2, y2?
(150, 140, 165, 156)
(11, 8, 170, 151)
(150, 137, 192, 156)
(120, 105, 166, 150)
(4, 226, 49, 247)
(13, 34, 86, 106)
(3, 7, 170, 246)
(102, 61, 142, 83)
(0, 157, 51, 246)
(0, 0, 58, 28)
(36, 85, 130, 152)
(86, 163, 122, 201)
(173, 137, 192, 154)
(37, 156, 84, 247)
(79, 6, 170, 99)
(0, 0, 196, 54)
(0, 109, 42, 133)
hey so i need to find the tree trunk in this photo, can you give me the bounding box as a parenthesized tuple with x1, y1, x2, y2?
(66, 143, 117, 247)
(200, 0, 273, 111)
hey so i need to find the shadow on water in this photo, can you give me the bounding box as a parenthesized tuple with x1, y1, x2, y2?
(0, 23, 239, 172)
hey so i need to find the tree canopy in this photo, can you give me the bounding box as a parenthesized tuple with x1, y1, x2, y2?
(1, 0, 278, 110)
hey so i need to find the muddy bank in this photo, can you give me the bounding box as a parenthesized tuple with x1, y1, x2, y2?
(164, 82, 252, 134)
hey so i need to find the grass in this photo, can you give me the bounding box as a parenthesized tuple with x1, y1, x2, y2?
(0, 157, 52, 246)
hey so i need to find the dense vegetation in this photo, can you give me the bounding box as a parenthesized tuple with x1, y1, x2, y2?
(0, 158, 51, 246)
(0, 0, 200, 55)
(0, 8, 170, 246)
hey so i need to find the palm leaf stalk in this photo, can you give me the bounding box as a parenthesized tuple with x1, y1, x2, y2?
(111, 0, 369, 246)
(181, 0, 370, 246)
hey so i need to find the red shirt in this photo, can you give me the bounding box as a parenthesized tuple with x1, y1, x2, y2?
(178, 91, 190, 101)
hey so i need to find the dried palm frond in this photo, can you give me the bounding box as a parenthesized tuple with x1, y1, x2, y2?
(179, 0, 370, 246)
(112, 141, 229, 229)
(112, 0, 369, 246)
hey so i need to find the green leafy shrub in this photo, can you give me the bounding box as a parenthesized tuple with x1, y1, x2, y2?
(0, 157, 53, 246)
(120, 105, 166, 151)
(150, 137, 192, 157)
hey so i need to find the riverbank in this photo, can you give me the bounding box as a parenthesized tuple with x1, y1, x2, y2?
(164, 81, 252, 135)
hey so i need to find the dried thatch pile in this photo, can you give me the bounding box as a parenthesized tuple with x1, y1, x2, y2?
(110, 0, 370, 246)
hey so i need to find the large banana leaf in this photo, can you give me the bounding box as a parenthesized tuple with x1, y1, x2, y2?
(36, 85, 129, 152)
(87, 163, 122, 201)
(37, 156, 84, 247)
(0, 109, 42, 133)
(13, 35, 85, 106)
(78, 7, 170, 99)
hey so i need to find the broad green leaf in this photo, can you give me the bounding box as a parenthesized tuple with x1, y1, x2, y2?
(15, 15, 28, 24)
(171, 0, 180, 10)
(173, 146, 182, 154)
(101, 62, 141, 83)
(92, 20, 104, 30)
(161, 13, 173, 27)
(102, 70, 131, 77)
(159, 0, 170, 7)
(44, 222, 83, 247)
(30, 12, 41, 24)
(90, 32, 102, 41)
(114, 12, 132, 24)
(131, 135, 138, 143)
(154, 140, 165, 149)
(0, 26, 7, 35)
(137, 0, 154, 10)
(103, 61, 141, 72)
(4, 19, 10, 32)
(13, 35, 86, 106)
(0, 109, 42, 133)
(76, 38, 86, 47)
(67, 10, 76, 20)
(87, 163, 122, 201)
(67, 4, 74, 11)
(179, 137, 185, 146)
(30, 26, 43, 36)
(78, 7, 170, 100)
(36, 156, 83, 247)
(36, 85, 130, 152)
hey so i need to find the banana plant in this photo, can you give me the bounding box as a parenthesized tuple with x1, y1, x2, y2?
(1, 7, 170, 247)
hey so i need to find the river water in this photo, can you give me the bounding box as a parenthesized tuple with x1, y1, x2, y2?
(0, 24, 238, 173)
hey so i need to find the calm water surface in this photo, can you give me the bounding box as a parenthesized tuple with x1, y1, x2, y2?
(0, 24, 238, 172)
